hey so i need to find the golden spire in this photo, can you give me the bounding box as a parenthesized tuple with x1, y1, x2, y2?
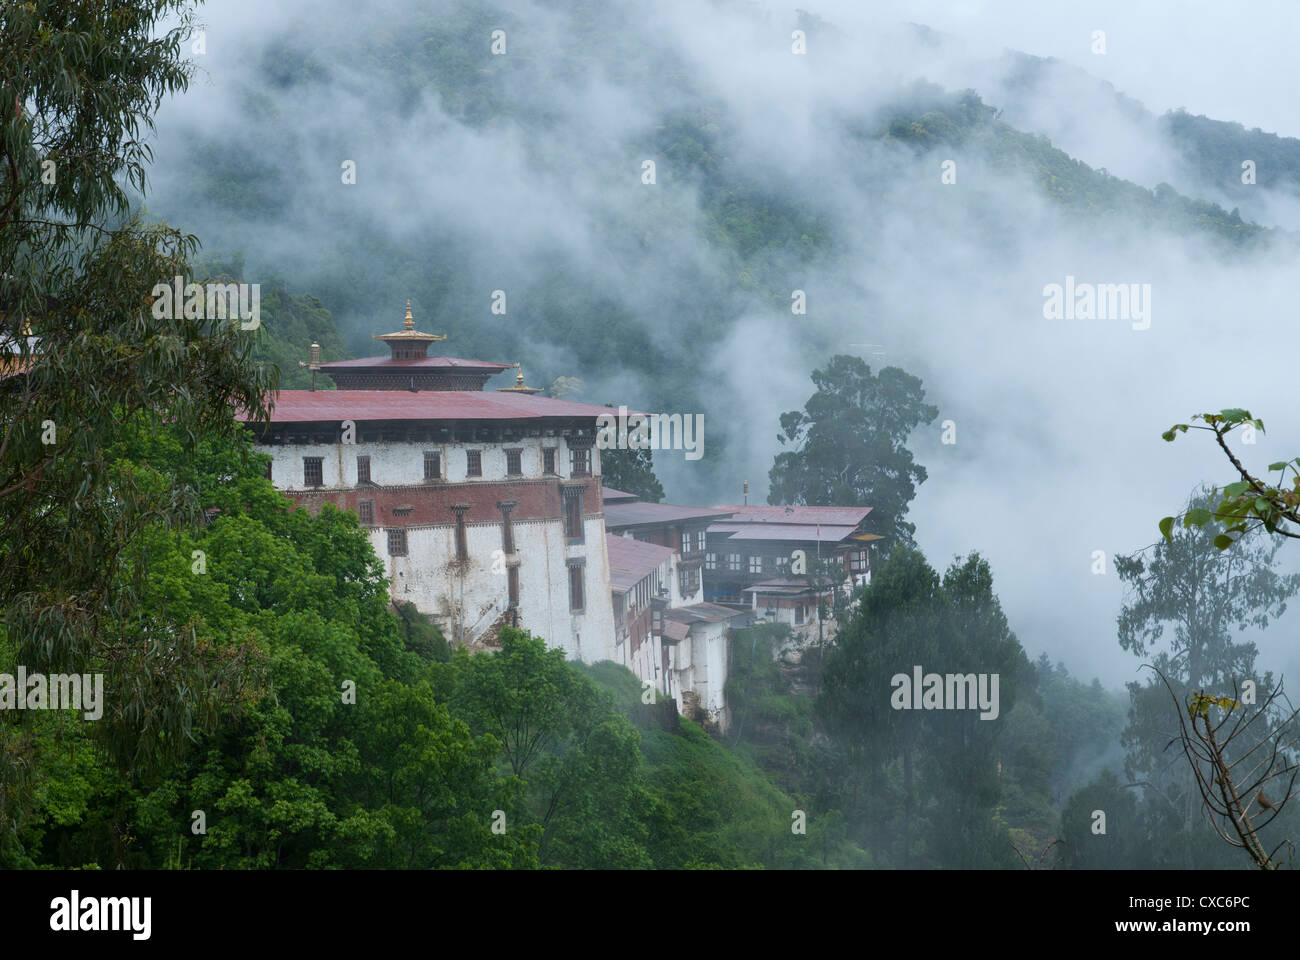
(373, 299, 446, 345)
(498, 362, 542, 394)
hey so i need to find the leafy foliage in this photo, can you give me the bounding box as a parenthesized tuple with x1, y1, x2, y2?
(768, 355, 937, 544)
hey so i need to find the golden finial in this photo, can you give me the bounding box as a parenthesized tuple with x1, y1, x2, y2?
(404, 300, 414, 330)
(498, 362, 542, 394)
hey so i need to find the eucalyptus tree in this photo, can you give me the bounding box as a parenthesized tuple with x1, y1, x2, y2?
(1, 0, 273, 855)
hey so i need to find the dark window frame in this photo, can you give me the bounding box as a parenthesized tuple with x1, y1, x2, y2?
(562, 487, 585, 543)
(567, 560, 585, 612)
(466, 449, 482, 478)
(570, 447, 591, 478)
(452, 504, 470, 561)
(387, 528, 408, 556)
(303, 456, 324, 487)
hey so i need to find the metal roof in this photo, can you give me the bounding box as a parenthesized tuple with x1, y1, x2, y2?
(663, 602, 747, 625)
(708, 523, 860, 543)
(601, 486, 639, 502)
(245, 390, 624, 424)
(663, 619, 690, 642)
(604, 502, 736, 529)
(605, 535, 674, 593)
(319, 355, 511, 370)
(709, 505, 872, 525)
(742, 578, 828, 596)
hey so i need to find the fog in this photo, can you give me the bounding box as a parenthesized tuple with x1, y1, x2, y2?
(144, 0, 1300, 687)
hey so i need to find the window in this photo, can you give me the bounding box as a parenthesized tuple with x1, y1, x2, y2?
(543, 448, 556, 474)
(356, 455, 370, 485)
(568, 561, 585, 612)
(358, 500, 374, 525)
(679, 567, 699, 596)
(695, 530, 707, 554)
(505, 449, 522, 476)
(705, 553, 717, 571)
(466, 450, 482, 477)
(776, 555, 790, 573)
(563, 488, 584, 542)
(303, 457, 323, 486)
(498, 501, 516, 554)
(424, 451, 441, 481)
(728, 553, 742, 572)
(749, 555, 763, 574)
(570, 447, 590, 477)
(508, 566, 519, 608)
(849, 550, 868, 573)
(452, 505, 469, 561)
(387, 528, 407, 556)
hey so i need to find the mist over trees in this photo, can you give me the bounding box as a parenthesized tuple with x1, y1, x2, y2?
(4, 0, 1300, 875)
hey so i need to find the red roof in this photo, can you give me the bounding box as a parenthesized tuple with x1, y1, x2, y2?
(601, 486, 639, 503)
(320, 355, 512, 371)
(605, 502, 736, 529)
(606, 535, 674, 593)
(709, 523, 860, 543)
(709, 505, 872, 525)
(245, 390, 623, 423)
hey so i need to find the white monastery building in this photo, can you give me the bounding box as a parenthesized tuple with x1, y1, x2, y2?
(243, 302, 878, 732)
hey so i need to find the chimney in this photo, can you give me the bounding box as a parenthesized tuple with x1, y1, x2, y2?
(743, 480, 748, 506)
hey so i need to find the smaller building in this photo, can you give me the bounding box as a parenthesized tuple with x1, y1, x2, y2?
(604, 500, 736, 606)
(705, 505, 879, 604)
(661, 602, 747, 729)
(742, 578, 830, 627)
(606, 534, 675, 702)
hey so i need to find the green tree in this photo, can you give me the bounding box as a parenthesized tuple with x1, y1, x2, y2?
(1116, 488, 1300, 868)
(1159, 409, 1300, 549)
(0, 0, 273, 858)
(768, 356, 937, 544)
(1059, 769, 1142, 869)
(819, 545, 1028, 868)
(597, 432, 665, 502)
(449, 628, 653, 868)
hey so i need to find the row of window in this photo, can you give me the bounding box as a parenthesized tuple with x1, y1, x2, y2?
(363, 492, 585, 542)
(285, 448, 591, 487)
(384, 524, 589, 612)
(703, 550, 870, 574)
